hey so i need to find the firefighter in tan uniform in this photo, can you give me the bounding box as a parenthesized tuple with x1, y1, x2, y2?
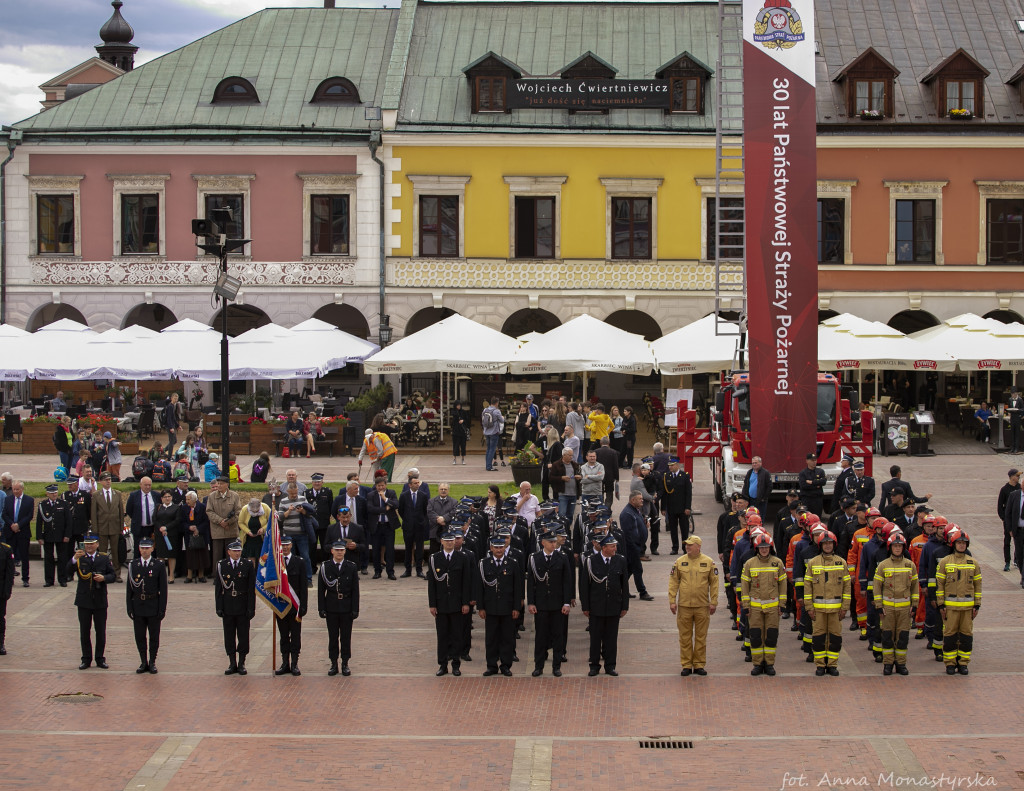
(871, 532, 919, 676)
(803, 530, 851, 676)
(936, 528, 981, 676)
(668, 535, 718, 676)
(740, 532, 787, 676)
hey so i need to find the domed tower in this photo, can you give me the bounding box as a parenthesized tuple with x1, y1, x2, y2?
(95, 0, 138, 72)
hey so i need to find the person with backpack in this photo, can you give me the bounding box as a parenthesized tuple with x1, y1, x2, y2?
(103, 432, 122, 481)
(250, 452, 272, 484)
(132, 455, 154, 482)
(150, 454, 173, 484)
(203, 453, 221, 483)
(481, 398, 504, 472)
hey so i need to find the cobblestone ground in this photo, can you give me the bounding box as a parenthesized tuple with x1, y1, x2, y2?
(2, 449, 1023, 789)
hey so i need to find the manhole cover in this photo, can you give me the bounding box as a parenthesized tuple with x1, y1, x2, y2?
(48, 693, 103, 703)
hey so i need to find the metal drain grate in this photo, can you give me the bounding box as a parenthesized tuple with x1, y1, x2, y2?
(639, 740, 693, 749)
(49, 693, 103, 703)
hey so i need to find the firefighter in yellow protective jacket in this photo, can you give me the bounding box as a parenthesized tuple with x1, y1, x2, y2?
(871, 532, 919, 676)
(803, 530, 851, 676)
(668, 535, 718, 676)
(936, 527, 981, 676)
(740, 532, 787, 677)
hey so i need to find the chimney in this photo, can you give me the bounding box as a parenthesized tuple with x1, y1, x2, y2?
(324, 0, 336, 7)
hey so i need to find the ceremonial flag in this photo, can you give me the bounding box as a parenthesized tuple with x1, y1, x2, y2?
(255, 510, 300, 618)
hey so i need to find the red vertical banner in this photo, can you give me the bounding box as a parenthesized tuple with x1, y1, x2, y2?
(743, 0, 818, 472)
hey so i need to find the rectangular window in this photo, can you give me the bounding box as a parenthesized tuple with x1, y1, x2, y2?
(514, 196, 555, 258)
(895, 199, 935, 263)
(121, 194, 160, 255)
(611, 197, 651, 259)
(419, 195, 459, 257)
(987, 198, 1024, 265)
(475, 76, 506, 112)
(945, 80, 975, 113)
(706, 196, 744, 260)
(670, 77, 700, 113)
(854, 79, 885, 114)
(36, 195, 75, 255)
(204, 193, 244, 240)
(310, 194, 350, 255)
(817, 198, 845, 264)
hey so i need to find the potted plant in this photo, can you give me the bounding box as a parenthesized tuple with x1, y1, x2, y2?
(23, 414, 63, 453)
(509, 441, 544, 486)
(948, 107, 973, 120)
(859, 109, 884, 120)
(248, 414, 274, 452)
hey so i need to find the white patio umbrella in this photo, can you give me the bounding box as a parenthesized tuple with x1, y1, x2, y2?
(652, 314, 740, 374)
(290, 318, 381, 368)
(230, 323, 328, 379)
(0, 324, 35, 380)
(158, 319, 223, 381)
(363, 314, 519, 374)
(509, 313, 656, 375)
(818, 322, 956, 371)
(30, 319, 101, 380)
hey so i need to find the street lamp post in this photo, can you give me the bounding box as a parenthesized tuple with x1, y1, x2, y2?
(193, 210, 247, 471)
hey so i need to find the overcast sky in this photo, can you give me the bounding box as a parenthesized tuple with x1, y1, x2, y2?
(0, 0, 390, 126)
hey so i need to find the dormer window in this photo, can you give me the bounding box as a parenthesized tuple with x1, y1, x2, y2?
(310, 77, 361, 104)
(212, 76, 259, 104)
(832, 47, 898, 119)
(463, 52, 522, 114)
(656, 52, 713, 115)
(920, 48, 989, 119)
(560, 51, 617, 114)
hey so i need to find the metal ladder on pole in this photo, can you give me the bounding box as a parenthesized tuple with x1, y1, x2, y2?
(714, 0, 745, 340)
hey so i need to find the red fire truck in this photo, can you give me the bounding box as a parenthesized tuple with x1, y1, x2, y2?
(676, 371, 874, 504)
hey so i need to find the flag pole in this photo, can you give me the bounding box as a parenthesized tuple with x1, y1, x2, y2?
(272, 612, 277, 677)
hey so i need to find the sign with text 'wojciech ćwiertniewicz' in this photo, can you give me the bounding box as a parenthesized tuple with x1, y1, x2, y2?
(743, 0, 818, 473)
(507, 79, 671, 109)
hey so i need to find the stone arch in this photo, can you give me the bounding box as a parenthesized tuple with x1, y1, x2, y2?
(404, 306, 457, 336)
(887, 309, 939, 335)
(603, 309, 662, 341)
(818, 309, 839, 324)
(501, 308, 560, 338)
(210, 304, 271, 337)
(312, 303, 371, 339)
(26, 302, 87, 331)
(122, 302, 178, 331)
(983, 308, 1024, 324)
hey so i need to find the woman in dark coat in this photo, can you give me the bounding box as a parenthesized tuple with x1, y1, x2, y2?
(620, 405, 638, 469)
(182, 490, 210, 583)
(450, 400, 470, 465)
(152, 488, 183, 582)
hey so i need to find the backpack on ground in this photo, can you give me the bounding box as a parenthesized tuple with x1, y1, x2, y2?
(132, 456, 154, 480)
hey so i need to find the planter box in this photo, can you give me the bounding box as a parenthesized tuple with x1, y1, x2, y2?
(2, 441, 21, 454)
(23, 423, 61, 454)
(120, 442, 140, 456)
(248, 424, 274, 455)
(859, 113, 884, 120)
(510, 464, 542, 486)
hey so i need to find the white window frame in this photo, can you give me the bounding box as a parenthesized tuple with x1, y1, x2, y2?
(817, 179, 857, 265)
(299, 173, 359, 261)
(600, 177, 662, 261)
(695, 177, 743, 262)
(193, 174, 254, 259)
(109, 174, 170, 259)
(504, 175, 567, 260)
(408, 174, 470, 258)
(884, 180, 947, 266)
(27, 175, 83, 259)
(975, 180, 1024, 266)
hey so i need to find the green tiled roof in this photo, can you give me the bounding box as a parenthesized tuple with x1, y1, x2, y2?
(15, 7, 399, 136)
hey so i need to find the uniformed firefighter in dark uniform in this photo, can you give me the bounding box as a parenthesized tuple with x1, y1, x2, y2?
(68, 533, 117, 669)
(275, 534, 308, 676)
(0, 534, 15, 655)
(477, 535, 525, 676)
(453, 526, 476, 662)
(305, 473, 334, 566)
(579, 534, 630, 676)
(125, 537, 168, 673)
(36, 484, 71, 587)
(62, 475, 92, 552)
(215, 539, 256, 675)
(797, 453, 826, 516)
(318, 539, 360, 676)
(427, 529, 473, 676)
(527, 530, 573, 677)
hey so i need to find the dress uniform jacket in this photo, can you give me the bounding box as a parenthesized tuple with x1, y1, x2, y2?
(214, 558, 256, 618)
(526, 550, 573, 610)
(0, 540, 13, 601)
(62, 488, 92, 539)
(477, 552, 525, 615)
(846, 474, 876, 506)
(797, 467, 826, 513)
(283, 554, 309, 616)
(68, 552, 117, 608)
(317, 559, 360, 615)
(427, 550, 473, 612)
(305, 486, 335, 536)
(125, 557, 168, 619)
(579, 554, 630, 615)
(35, 497, 71, 542)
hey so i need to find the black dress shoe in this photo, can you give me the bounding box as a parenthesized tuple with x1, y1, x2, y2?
(44, 582, 54, 588)
(483, 669, 498, 676)
(651, 550, 659, 555)
(96, 660, 109, 669)
(588, 668, 600, 676)
(291, 665, 301, 676)
(605, 669, 618, 676)
(518, 624, 525, 631)
(680, 668, 692, 676)
(387, 574, 397, 581)
(136, 663, 149, 674)
(149, 663, 158, 674)
(452, 666, 461, 676)
(0, 646, 6, 655)
(400, 570, 412, 578)
(22, 580, 28, 587)
(461, 653, 472, 662)
(237, 665, 247, 676)
(275, 664, 291, 676)
(373, 573, 382, 579)
(225, 664, 238, 675)
(531, 668, 543, 677)
(500, 668, 512, 677)
(436, 666, 449, 676)
(693, 668, 707, 676)
(780, 611, 790, 619)
(59, 581, 67, 587)
(341, 664, 351, 676)
(639, 593, 654, 601)
(512, 654, 519, 662)
(815, 667, 826, 676)
(627, 593, 637, 599)
(328, 663, 339, 676)
(416, 572, 426, 579)
(552, 668, 562, 677)
(359, 569, 369, 575)
(826, 667, 839, 676)
(79, 661, 91, 670)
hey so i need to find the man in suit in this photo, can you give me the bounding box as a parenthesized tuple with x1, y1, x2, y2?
(741, 456, 771, 518)
(1003, 483, 1024, 589)
(661, 459, 693, 555)
(63, 475, 92, 549)
(398, 476, 429, 578)
(0, 531, 15, 654)
(879, 465, 932, 512)
(67, 534, 116, 668)
(318, 540, 360, 676)
(426, 483, 458, 558)
(326, 507, 367, 560)
(365, 476, 399, 580)
(215, 539, 256, 675)
(526, 530, 573, 677)
(477, 535, 525, 677)
(275, 535, 308, 676)
(618, 491, 653, 600)
(304, 473, 334, 569)
(2, 481, 34, 587)
(594, 437, 620, 509)
(36, 483, 71, 587)
(333, 481, 368, 574)
(125, 537, 167, 674)
(579, 534, 630, 676)
(90, 473, 125, 581)
(124, 476, 158, 563)
(427, 529, 473, 676)
(1008, 388, 1024, 454)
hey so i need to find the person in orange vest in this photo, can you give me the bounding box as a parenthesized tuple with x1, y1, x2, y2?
(357, 429, 398, 482)
(848, 506, 880, 638)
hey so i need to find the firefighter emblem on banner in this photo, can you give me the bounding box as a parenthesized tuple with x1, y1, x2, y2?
(753, 0, 806, 50)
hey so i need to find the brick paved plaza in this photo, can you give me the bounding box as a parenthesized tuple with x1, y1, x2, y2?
(2, 448, 1023, 790)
